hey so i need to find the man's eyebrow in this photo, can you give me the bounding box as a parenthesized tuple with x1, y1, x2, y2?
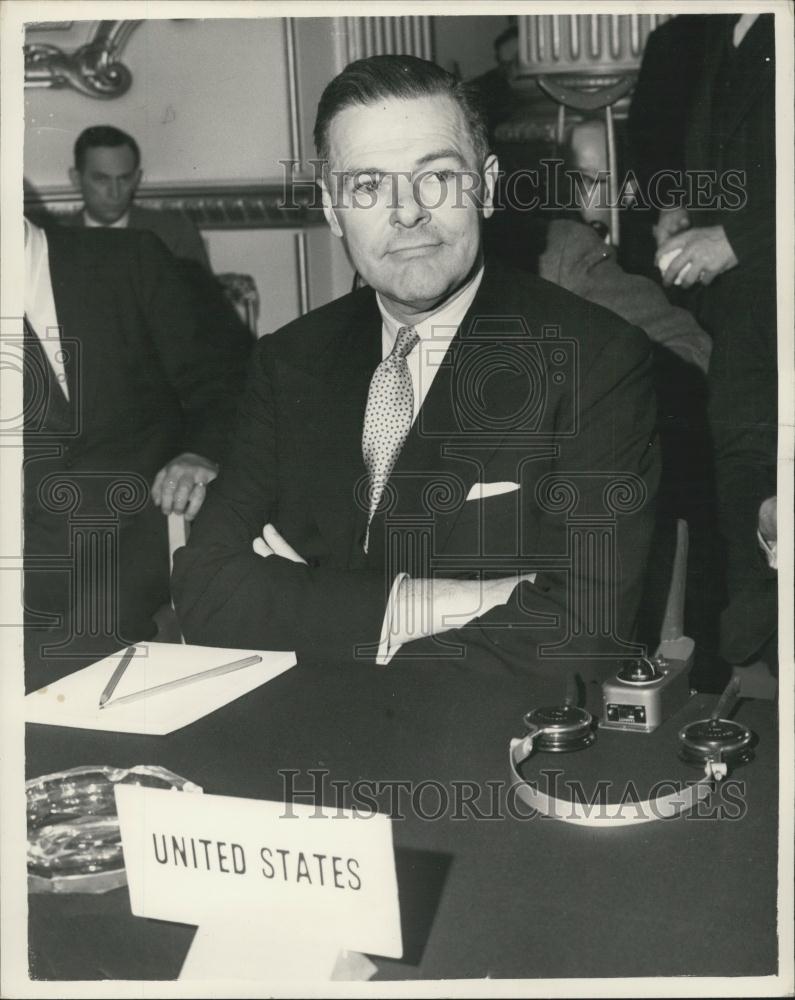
(335, 149, 467, 181)
(414, 148, 467, 168)
(338, 167, 385, 182)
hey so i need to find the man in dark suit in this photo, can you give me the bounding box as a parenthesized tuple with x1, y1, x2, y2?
(173, 55, 659, 695)
(468, 24, 520, 140)
(61, 125, 210, 269)
(23, 220, 250, 690)
(627, 14, 709, 223)
(654, 14, 776, 647)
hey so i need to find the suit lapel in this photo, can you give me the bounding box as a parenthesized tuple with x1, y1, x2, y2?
(685, 21, 724, 169)
(376, 267, 521, 557)
(23, 316, 72, 433)
(702, 13, 774, 151)
(719, 15, 774, 146)
(45, 227, 94, 432)
(287, 291, 381, 566)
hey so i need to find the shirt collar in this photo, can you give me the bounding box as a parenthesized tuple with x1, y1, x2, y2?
(377, 264, 485, 347)
(83, 209, 130, 229)
(733, 13, 759, 47)
(24, 219, 49, 311)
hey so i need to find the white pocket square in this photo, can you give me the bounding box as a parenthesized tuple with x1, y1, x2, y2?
(466, 481, 520, 501)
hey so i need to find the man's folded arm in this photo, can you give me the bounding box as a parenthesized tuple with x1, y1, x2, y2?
(175, 319, 658, 674)
(390, 322, 660, 676)
(175, 532, 394, 662)
(171, 342, 393, 662)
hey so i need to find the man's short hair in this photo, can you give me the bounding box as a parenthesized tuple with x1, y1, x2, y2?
(313, 54, 490, 170)
(74, 125, 141, 171)
(494, 25, 519, 52)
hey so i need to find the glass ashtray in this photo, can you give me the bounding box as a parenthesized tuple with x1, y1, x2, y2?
(27, 764, 202, 894)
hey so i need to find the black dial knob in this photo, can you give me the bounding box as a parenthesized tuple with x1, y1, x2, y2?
(616, 657, 661, 684)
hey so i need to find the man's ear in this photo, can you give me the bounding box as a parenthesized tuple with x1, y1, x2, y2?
(320, 179, 343, 239)
(68, 167, 82, 190)
(131, 168, 143, 193)
(481, 154, 499, 220)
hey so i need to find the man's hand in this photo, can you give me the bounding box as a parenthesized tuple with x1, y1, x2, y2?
(252, 524, 307, 564)
(152, 452, 218, 521)
(653, 206, 690, 249)
(656, 225, 739, 289)
(758, 496, 777, 570)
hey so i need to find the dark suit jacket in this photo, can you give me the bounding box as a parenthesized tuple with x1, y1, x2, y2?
(173, 263, 660, 686)
(61, 204, 211, 270)
(684, 13, 775, 267)
(627, 15, 710, 205)
(685, 14, 777, 600)
(24, 227, 249, 680)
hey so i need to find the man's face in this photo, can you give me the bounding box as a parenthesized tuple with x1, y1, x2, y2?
(496, 37, 519, 80)
(69, 145, 141, 224)
(321, 95, 497, 320)
(569, 122, 610, 228)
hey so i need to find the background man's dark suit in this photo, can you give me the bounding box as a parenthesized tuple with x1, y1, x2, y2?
(627, 15, 710, 214)
(61, 204, 211, 270)
(685, 14, 776, 607)
(24, 226, 249, 690)
(174, 263, 659, 693)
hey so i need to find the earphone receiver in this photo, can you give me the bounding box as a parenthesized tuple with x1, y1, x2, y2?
(522, 673, 596, 752)
(677, 672, 755, 770)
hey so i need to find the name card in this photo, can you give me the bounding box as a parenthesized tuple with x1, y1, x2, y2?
(115, 785, 402, 961)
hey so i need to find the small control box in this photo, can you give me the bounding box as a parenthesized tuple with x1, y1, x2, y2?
(601, 655, 691, 733)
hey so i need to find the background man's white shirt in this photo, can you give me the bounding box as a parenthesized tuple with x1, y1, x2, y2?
(24, 221, 69, 401)
(83, 210, 129, 228)
(733, 14, 759, 48)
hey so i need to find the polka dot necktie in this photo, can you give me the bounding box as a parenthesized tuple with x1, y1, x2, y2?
(362, 325, 420, 552)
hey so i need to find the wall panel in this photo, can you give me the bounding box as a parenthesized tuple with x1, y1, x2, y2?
(25, 18, 291, 187)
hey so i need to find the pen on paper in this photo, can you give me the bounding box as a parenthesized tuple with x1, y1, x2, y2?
(100, 654, 263, 710)
(98, 645, 137, 708)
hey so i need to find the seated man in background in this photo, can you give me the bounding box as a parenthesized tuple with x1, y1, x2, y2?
(540, 119, 712, 377)
(174, 55, 659, 703)
(23, 219, 251, 691)
(63, 125, 211, 270)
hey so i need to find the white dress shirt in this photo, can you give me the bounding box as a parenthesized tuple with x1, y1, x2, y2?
(376, 265, 485, 418)
(24, 220, 69, 401)
(84, 209, 130, 229)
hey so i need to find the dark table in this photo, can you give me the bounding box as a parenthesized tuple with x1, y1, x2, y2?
(26, 658, 779, 982)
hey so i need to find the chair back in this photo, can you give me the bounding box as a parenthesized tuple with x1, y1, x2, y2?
(161, 512, 190, 645)
(654, 518, 694, 668)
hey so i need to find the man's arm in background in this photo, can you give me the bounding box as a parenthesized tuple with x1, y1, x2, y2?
(133, 232, 251, 517)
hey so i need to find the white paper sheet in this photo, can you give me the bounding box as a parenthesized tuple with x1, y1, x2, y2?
(25, 643, 296, 735)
